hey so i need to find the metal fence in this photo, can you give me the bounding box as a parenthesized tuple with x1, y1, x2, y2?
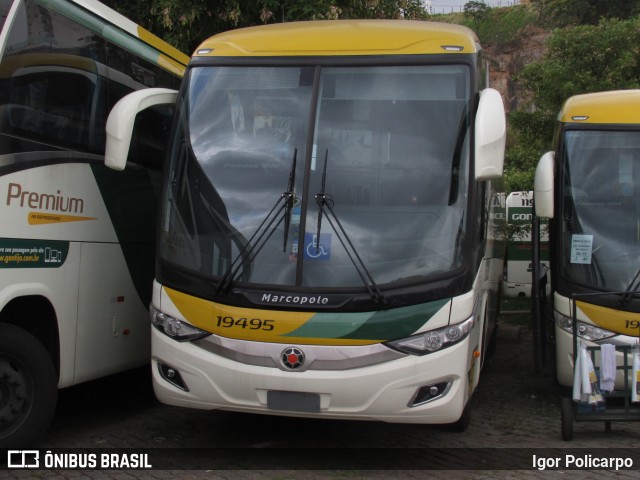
(427, 0, 522, 15)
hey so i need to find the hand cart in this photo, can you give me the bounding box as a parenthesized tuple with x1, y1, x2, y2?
(561, 292, 640, 441)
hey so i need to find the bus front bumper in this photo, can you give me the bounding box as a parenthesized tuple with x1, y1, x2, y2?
(150, 328, 475, 424)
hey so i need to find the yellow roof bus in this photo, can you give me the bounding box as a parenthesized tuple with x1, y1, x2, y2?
(0, 0, 188, 447)
(533, 90, 640, 391)
(106, 20, 506, 430)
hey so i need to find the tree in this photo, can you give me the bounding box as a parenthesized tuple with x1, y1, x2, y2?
(100, 1, 343, 52)
(345, 0, 430, 19)
(530, 0, 640, 27)
(463, 1, 490, 33)
(508, 16, 640, 191)
(518, 17, 640, 129)
(103, 0, 429, 54)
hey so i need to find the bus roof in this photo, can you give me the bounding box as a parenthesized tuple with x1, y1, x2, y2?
(559, 90, 640, 125)
(194, 20, 479, 58)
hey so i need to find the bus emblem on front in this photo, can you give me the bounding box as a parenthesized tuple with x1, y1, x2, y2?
(281, 347, 305, 370)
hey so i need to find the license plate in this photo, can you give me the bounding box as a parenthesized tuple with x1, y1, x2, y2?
(267, 391, 320, 413)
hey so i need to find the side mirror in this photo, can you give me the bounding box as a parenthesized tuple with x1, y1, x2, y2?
(474, 88, 506, 181)
(534, 151, 555, 219)
(105, 88, 178, 170)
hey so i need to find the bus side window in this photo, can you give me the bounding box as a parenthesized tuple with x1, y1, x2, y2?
(0, 0, 108, 154)
(4, 71, 96, 151)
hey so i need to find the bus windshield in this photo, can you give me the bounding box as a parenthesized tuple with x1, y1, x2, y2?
(561, 130, 640, 293)
(161, 63, 471, 289)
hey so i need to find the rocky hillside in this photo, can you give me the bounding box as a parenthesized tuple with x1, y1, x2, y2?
(485, 24, 550, 113)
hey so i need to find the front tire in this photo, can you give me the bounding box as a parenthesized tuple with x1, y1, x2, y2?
(0, 323, 58, 448)
(561, 397, 573, 441)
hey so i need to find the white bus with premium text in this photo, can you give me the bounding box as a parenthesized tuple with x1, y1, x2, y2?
(0, 0, 188, 447)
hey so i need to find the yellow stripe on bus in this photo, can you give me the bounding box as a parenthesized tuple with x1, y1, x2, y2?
(137, 27, 190, 68)
(577, 300, 640, 337)
(164, 286, 377, 345)
(28, 212, 97, 224)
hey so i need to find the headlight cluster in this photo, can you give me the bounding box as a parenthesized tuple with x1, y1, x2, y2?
(386, 317, 474, 356)
(554, 311, 616, 341)
(150, 304, 210, 342)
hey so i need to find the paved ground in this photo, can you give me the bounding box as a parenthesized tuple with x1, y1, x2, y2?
(3, 309, 640, 479)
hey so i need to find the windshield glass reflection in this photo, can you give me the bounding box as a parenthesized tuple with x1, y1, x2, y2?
(561, 130, 640, 292)
(160, 64, 471, 289)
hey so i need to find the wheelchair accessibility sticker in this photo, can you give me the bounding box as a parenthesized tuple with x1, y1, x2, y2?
(304, 233, 331, 260)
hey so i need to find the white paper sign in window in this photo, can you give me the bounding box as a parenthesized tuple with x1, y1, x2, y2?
(570, 234, 593, 264)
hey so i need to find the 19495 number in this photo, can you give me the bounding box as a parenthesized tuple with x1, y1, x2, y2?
(625, 320, 640, 330)
(216, 315, 275, 331)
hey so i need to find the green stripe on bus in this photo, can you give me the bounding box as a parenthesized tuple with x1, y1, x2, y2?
(284, 298, 449, 341)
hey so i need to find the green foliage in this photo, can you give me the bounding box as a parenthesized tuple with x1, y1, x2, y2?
(435, 5, 538, 46)
(342, 0, 430, 19)
(463, 1, 489, 33)
(508, 110, 555, 149)
(515, 17, 640, 142)
(103, 0, 429, 53)
(503, 145, 538, 193)
(478, 5, 537, 45)
(265, 0, 345, 22)
(505, 16, 640, 191)
(530, 0, 640, 27)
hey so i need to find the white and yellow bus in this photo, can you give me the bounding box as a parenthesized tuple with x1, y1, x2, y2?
(0, 0, 188, 447)
(534, 90, 640, 388)
(106, 20, 506, 429)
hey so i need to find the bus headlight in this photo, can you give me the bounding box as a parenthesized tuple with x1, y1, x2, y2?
(554, 311, 616, 341)
(150, 304, 210, 342)
(385, 316, 474, 356)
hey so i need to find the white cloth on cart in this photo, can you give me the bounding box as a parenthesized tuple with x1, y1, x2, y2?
(581, 343, 593, 396)
(633, 347, 640, 403)
(599, 343, 616, 393)
(572, 342, 583, 401)
(573, 341, 593, 401)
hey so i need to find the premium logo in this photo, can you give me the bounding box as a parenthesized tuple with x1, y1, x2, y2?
(7, 182, 84, 213)
(5, 182, 96, 224)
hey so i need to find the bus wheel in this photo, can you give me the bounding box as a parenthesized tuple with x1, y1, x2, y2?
(561, 397, 573, 441)
(0, 323, 58, 448)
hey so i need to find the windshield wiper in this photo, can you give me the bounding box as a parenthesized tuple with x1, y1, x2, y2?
(315, 150, 386, 305)
(283, 149, 298, 252)
(315, 149, 329, 253)
(215, 149, 298, 294)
